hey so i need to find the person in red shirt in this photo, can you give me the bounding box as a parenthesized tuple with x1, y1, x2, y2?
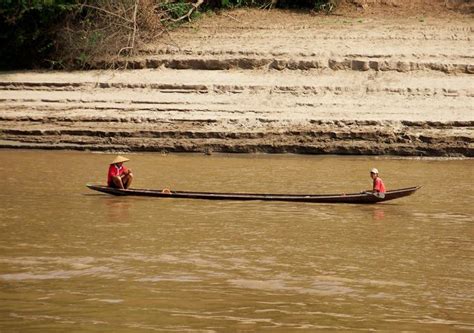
(108, 155, 133, 189)
(370, 168, 386, 197)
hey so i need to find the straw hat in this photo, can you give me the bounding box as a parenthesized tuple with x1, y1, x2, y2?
(370, 168, 379, 174)
(110, 155, 130, 165)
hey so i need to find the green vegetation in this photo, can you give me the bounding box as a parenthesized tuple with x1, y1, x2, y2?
(0, 1, 77, 69)
(0, 0, 338, 70)
(160, 0, 194, 19)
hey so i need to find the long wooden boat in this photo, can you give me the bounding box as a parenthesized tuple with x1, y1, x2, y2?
(86, 184, 421, 204)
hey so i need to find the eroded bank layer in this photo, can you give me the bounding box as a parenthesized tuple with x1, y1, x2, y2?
(0, 12, 473, 156)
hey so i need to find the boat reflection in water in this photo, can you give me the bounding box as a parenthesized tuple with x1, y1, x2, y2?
(372, 207, 386, 220)
(104, 198, 131, 222)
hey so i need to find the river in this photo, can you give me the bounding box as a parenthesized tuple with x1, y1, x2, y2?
(0, 150, 473, 332)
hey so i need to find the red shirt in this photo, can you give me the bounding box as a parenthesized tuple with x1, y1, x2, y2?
(373, 177, 386, 193)
(107, 164, 128, 185)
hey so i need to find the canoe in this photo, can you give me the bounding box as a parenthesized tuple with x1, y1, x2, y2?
(86, 184, 421, 204)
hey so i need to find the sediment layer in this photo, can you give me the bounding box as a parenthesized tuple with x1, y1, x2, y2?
(0, 11, 473, 156)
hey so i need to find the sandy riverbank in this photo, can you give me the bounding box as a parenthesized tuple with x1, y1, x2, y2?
(0, 8, 473, 156)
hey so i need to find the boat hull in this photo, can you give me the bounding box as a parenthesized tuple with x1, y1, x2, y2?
(86, 184, 421, 204)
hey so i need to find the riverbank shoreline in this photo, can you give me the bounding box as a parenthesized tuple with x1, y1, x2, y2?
(0, 9, 472, 157)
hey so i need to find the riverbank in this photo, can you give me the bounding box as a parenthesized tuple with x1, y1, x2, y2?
(0, 9, 473, 156)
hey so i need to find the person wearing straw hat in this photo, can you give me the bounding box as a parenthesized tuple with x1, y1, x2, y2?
(370, 168, 386, 198)
(107, 155, 133, 189)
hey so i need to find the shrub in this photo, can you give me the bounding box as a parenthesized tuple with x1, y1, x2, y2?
(0, 0, 77, 69)
(0, 0, 339, 69)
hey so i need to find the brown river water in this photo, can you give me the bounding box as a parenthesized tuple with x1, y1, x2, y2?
(0, 150, 473, 332)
